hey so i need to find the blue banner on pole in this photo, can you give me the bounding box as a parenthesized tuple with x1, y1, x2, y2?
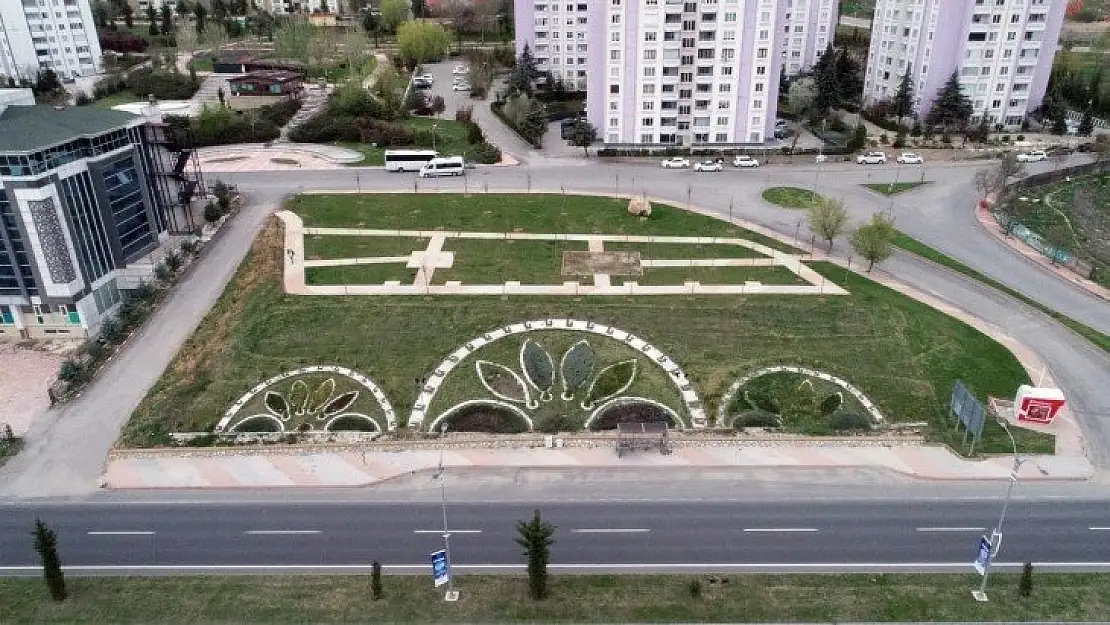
(431, 549, 451, 587)
(973, 536, 992, 576)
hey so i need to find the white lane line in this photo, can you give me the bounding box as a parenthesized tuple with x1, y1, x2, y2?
(571, 528, 651, 534)
(742, 528, 818, 533)
(413, 529, 483, 534)
(86, 531, 156, 536)
(243, 530, 321, 535)
(1090, 527, 1110, 531)
(915, 527, 988, 533)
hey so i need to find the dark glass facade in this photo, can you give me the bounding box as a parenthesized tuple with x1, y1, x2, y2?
(103, 155, 154, 260)
(0, 191, 37, 297)
(59, 171, 113, 284)
(0, 129, 132, 177)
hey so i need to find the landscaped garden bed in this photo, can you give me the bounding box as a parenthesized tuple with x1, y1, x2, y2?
(122, 193, 1052, 454)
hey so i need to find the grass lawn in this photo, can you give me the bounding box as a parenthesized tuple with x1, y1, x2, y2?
(434, 238, 585, 284)
(603, 241, 765, 258)
(0, 436, 22, 468)
(303, 235, 429, 260)
(4, 573, 1110, 622)
(864, 181, 928, 195)
(304, 263, 416, 285)
(121, 194, 1051, 454)
(189, 56, 214, 72)
(761, 187, 823, 209)
(92, 90, 139, 109)
(340, 118, 477, 167)
(631, 266, 808, 286)
(892, 231, 1110, 354)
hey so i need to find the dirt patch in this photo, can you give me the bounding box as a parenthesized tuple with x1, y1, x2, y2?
(561, 251, 643, 276)
(0, 342, 69, 435)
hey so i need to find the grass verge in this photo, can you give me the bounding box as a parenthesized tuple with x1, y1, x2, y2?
(92, 90, 138, 109)
(864, 181, 928, 195)
(3, 573, 1109, 622)
(892, 231, 1110, 354)
(761, 187, 823, 209)
(339, 118, 478, 167)
(632, 266, 808, 286)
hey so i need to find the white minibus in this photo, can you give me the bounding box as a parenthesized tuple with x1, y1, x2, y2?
(418, 156, 466, 178)
(384, 149, 438, 172)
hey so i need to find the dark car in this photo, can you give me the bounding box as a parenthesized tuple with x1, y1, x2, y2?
(560, 117, 581, 139)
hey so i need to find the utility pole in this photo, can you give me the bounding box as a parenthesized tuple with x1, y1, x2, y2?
(434, 424, 459, 601)
(973, 419, 1024, 602)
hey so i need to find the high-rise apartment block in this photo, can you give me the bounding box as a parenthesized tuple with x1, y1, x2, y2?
(863, 0, 1065, 129)
(515, 0, 837, 146)
(0, 0, 103, 83)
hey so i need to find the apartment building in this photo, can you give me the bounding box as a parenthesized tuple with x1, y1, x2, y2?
(0, 0, 102, 83)
(261, 0, 339, 13)
(863, 0, 1064, 129)
(514, 0, 591, 91)
(780, 0, 837, 76)
(0, 97, 202, 339)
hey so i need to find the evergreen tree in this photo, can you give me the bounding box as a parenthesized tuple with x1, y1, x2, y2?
(194, 3, 207, 34)
(812, 44, 838, 113)
(892, 66, 915, 120)
(1051, 107, 1068, 135)
(834, 48, 862, 106)
(161, 4, 174, 34)
(147, 6, 159, 36)
(515, 509, 556, 600)
(371, 561, 383, 600)
(33, 519, 66, 602)
(176, 0, 188, 16)
(521, 99, 548, 146)
(568, 119, 597, 156)
(778, 65, 790, 99)
(1019, 562, 1034, 597)
(925, 71, 973, 132)
(1078, 108, 1095, 137)
(508, 45, 537, 97)
(122, 3, 134, 28)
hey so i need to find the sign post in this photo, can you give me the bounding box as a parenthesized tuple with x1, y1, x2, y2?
(430, 549, 451, 588)
(972, 536, 992, 602)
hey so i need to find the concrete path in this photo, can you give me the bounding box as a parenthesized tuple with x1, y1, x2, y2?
(101, 442, 1093, 490)
(198, 143, 363, 171)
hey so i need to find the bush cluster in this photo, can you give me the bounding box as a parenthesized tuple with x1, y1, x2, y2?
(127, 68, 201, 101)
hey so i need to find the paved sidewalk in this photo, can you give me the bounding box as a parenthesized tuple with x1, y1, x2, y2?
(102, 442, 1093, 489)
(199, 143, 363, 172)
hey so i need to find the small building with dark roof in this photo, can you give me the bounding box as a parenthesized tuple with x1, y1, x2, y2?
(210, 53, 302, 75)
(228, 70, 304, 97)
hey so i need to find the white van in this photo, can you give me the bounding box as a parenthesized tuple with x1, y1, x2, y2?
(418, 156, 466, 178)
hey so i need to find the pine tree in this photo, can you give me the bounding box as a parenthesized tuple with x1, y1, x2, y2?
(1078, 108, 1095, 137)
(147, 6, 159, 36)
(1019, 561, 1034, 597)
(515, 509, 556, 600)
(161, 5, 174, 35)
(371, 561, 383, 600)
(1052, 107, 1068, 135)
(812, 44, 838, 113)
(925, 71, 973, 132)
(834, 49, 862, 106)
(122, 3, 134, 28)
(33, 519, 66, 602)
(892, 66, 915, 120)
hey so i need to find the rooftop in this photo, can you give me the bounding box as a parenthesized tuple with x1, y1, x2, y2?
(0, 105, 139, 153)
(229, 70, 304, 83)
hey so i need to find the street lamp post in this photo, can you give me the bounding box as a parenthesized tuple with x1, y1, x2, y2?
(973, 419, 1024, 602)
(432, 123, 438, 152)
(434, 424, 459, 601)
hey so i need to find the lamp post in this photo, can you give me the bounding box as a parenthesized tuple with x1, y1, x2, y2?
(432, 123, 438, 152)
(433, 423, 458, 601)
(973, 418, 1024, 602)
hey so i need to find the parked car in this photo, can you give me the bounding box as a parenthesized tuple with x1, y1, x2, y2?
(896, 152, 924, 164)
(856, 151, 888, 164)
(694, 160, 724, 172)
(774, 127, 794, 139)
(660, 157, 691, 169)
(732, 155, 760, 168)
(560, 117, 584, 139)
(1016, 150, 1048, 163)
(774, 119, 788, 130)
(452, 65, 469, 75)
(413, 78, 432, 90)
(452, 82, 471, 91)
(417, 73, 434, 83)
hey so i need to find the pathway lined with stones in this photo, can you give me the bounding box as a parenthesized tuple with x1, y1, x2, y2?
(280, 212, 848, 297)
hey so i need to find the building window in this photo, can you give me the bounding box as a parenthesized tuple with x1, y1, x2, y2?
(103, 155, 154, 260)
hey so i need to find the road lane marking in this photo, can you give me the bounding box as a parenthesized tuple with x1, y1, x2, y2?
(86, 531, 156, 536)
(413, 530, 483, 534)
(1090, 527, 1110, 531)
(570, 528, 651, 534)
(742, 528, 818, 533)
(243, 530, 321, 535)
(915, 527, 987, 533)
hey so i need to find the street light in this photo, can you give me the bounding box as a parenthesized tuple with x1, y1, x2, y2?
(433, 423, 459, 601)
(432, 123, 438, 152)
(972, 418, 1024, 602)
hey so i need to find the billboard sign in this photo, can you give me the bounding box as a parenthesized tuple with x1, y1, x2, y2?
(430, 549, 451, 587)
(1014, 385, 1066, 425)
(950, 381, 985, 441)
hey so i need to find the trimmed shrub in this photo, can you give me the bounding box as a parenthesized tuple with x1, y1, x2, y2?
(98, 317, 122, 344)
(732, 409, 783, 429)
(256, 98, 303, 127)
(58, 359, 84, 383)
(827, 410, 872, 432)
(127, 68, 200, 100)
(536, 413, 576, 434)
(204, 202, 222, 224)
(469, 141, 501, 164)
(819, 393, 843, 416)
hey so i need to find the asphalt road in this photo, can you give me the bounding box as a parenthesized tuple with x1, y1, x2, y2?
(2, 498, 1110, 574)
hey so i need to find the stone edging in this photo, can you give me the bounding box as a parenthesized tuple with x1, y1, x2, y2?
(716, 365, 886, 427)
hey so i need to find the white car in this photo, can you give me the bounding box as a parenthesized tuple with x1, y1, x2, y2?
(452, 82, 471, 91)
(452, 65, 469, 75)
(733, 155, 760, 168)
(1016, 150, 1048, 163)
(416, 73, 434, 83)
(693, 160, 724, 172)
(896, 152, 924, 164)
(856, 151, 888, 164)
(660, 157, 691, 169)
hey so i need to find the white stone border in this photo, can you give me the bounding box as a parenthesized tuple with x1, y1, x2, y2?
(716, 365, 885, 427)
(426, 399, 535, 434)
(410, 319, 705, 430)
(583, 396, 686, 430)
(215, 365, 396, 432)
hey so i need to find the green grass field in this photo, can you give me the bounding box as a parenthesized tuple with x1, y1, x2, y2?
(4, 573, 1109, 622)
(761, 187, 823, 209)
(631, 266, 808, 286)
(340, 118, 478, 166)
(864, 182, 928, 196)
(303, 235, 429, 260)
(92, 90, 139, 109)
(121, 194, 1049, 454)
(603, 241, 766, 258)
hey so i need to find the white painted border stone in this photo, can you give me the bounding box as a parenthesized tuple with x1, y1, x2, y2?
(583, 396, 686, 430)
(426, 399, 535, 433)
(716, 365, 886, 427)
(410, 319, 705, 430)
(216, 365, 397, 432)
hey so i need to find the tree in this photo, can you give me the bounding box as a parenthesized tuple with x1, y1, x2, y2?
(397, 20, 450, 67)
(521, 98, 548, 146)
(92, 0, 110, 28)
(176, 0, 189, 16)
(847, 123, 867, 151)
(925, 71, 973, 132)
(33, 519, 66, 601)
(568, 119, 597, 156)
(1019, 562, 1034, 597)
(193, 3, 207, 34)
(412, 0, 428, 18)
(892, 66, 915, 120)
(371, 560, 383, 599)
(1078, 108, 1095, 136)
(808, 197, 850, 251)
(787, 77, 817, 116)
(161, 4, 174, 34)
(380, 0, 410, 33)
(508, 44, 538, 97)
(147, 5, 160, 36)
(122, 2, 134, 28)
(1051, 106, 1068, 135)
(778, 65, 790, 99)
(833, 48, 863, 106)
(320, 0, 330, 12)
(201, 22, 229, 57)
(515, 509, 556, 600)
(362, 11, 381, 46)
(851, 213, 896, 272)
(812, 44, 839, 114)
(217, 86, 226, 107)
(1091, 134, 1110, 163)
